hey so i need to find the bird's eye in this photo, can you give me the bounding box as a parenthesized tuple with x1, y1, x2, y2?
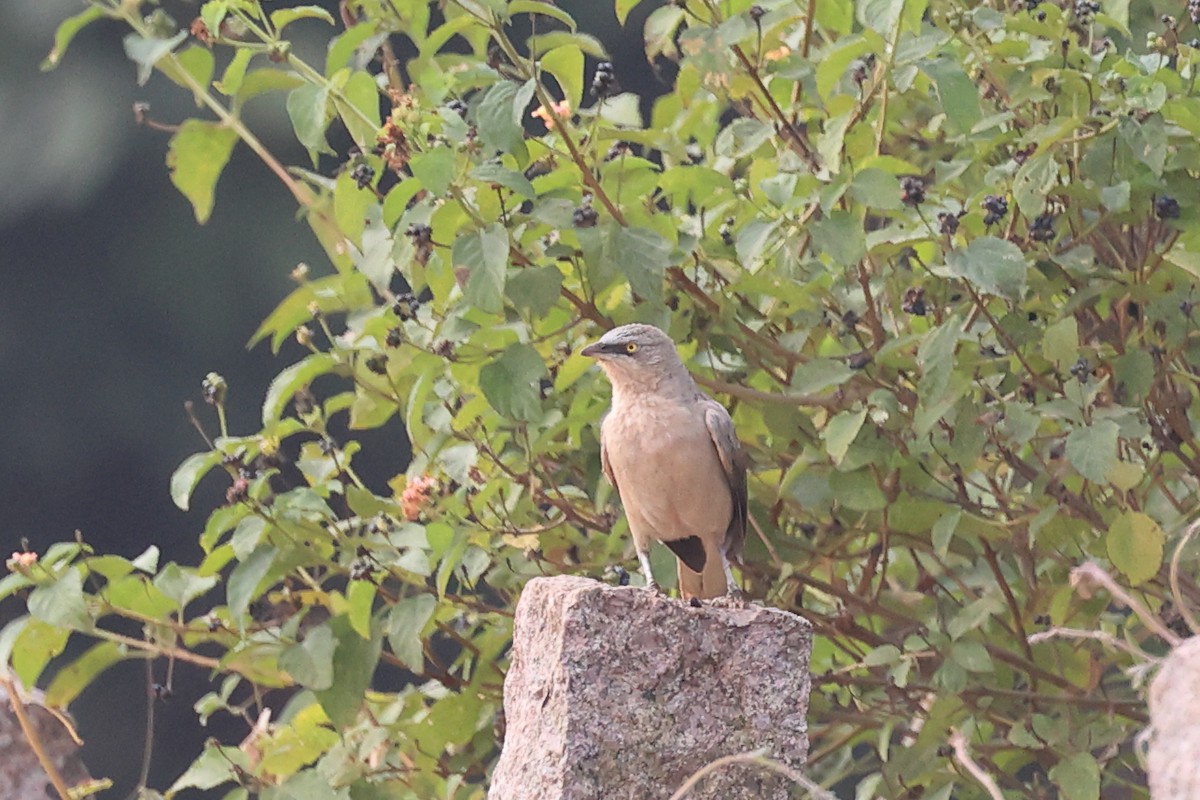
(625, 342, 639, 354)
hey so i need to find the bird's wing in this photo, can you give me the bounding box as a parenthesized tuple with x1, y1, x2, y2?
(701, 399, 748, 561)
(599, 416, 620, 495)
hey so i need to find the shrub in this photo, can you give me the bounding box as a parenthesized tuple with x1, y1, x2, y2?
(9, 0, 1200, 797)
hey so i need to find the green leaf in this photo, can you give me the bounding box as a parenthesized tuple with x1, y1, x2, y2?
(280, 624, 336, 690)
(227, 545, 277, 622)
(387, 594, 437, 671)
(507, 266, 563, 315)
(313, 615, 382, 728)
(168, 743, 246, 796)
(1042, 317, 1078, 369)
(45, 641, 127, 707)
(411, 149, 457, 197)
(271, 5, 336, 30)
(949, 640, 993, 672)
(454, 223, 509, 314)
(28, 568, 90, 630)
(1107, 511, 1164, 586)
(287, 84, 333, 156)
(171, 451, 224, 511)
(166, 120, 239, 224)
(509, 0, 576, 30)
(823, 408, 866, 465)
(471, 163, 536, 198)
(923, 56, 982, 135)
(1050, 752, 1100, 800)
(43, 6, 106, 70)
(541, 45, 584, 110)
(262, 353, 339, 425)
(606, 224, 672, 302)
(215, 48, 253, 96)
(347, 580, 376, 639)
(1064, 419, 1119, 484)
(155, 563, 219, 608)
(945, 236, 1028, 300)
(616, 0, 649, 24)
(791, 360, 855, 395)
(479, 343, 547, 421)
(1013, 152, 1059, 216)
(122, 31, 188, 86)
(10, 619, 70, 694)
(477, 80, 535, 156)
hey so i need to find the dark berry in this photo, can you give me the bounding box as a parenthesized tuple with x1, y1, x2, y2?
(1069, 356, 1090, 383)
(1180, 299, 1194, 318)
(365, 354, 388, 375)
(900, 176, 926, 206)
(349, 559, 374, 582)
(1156, 195, 1181, 220)
(591, 61, 619, 98)
(434, 340, 456, 359)
(393, 292, 420, 320)
(524, 159, 554, 180)
(1190, 0, 1200, 25)
(1029, 212, 1056, 242)
(902, 287, 927, 316)
(447, 99, 468, 118)
(351, 163, 375, 190)
(937, 211, 960, 236)
(848, 351, 872, 370)
(385, 327, 403, 348)
(748, 4, 765, 22)
(981, 194, 1009, 226)
(572, 203, 599, 228)
(605, 141, 631, 161)
(406, 223, 432, 244)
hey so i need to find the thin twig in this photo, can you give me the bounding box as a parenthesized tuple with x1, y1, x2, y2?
(1070, 562, 1182, 647)
(667, 748, 837, 800)
(1028, 626, 1160, 663)
(948, 729, 1004, 800)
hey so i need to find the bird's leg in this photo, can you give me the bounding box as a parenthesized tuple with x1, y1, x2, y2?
(722, 552, 746, 605)
(636, 547, 663, 595)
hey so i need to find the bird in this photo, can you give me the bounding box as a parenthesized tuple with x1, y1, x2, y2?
(581, 323, 747, 600)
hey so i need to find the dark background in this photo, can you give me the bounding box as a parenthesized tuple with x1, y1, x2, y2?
(0, 1, 650, 795)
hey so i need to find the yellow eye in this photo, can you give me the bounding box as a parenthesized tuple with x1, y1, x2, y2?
(625, 342, 639, 354)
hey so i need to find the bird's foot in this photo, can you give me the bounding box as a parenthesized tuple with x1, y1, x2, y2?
(707, 588, 748, 608)
(642, 581, 666, 597)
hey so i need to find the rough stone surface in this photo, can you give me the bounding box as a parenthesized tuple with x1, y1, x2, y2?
(489, 575, 812, 800)
(1149, 637, 1200, 799)
(0, 684, 91, 800)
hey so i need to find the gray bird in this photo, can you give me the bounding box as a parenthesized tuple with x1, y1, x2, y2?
(582, 324, 747, 600)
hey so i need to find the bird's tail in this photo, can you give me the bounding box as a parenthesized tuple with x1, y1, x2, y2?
(678, 547, 728, 600)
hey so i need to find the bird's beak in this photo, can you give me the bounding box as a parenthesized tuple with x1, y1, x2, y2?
(581, 341, 605, 358)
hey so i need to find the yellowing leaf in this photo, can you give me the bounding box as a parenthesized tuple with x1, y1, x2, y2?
(166, 120, 239, 223)
(1107, 511, 1164, 586)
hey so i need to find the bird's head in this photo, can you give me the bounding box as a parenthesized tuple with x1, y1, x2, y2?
(580, 324, 689, 393)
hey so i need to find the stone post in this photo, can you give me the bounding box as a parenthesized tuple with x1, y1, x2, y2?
(489, 575, 812, 800)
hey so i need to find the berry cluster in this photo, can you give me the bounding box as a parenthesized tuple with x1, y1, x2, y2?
(902, 287, 927, 316)
(394, 291, 420, 320)
(591, 61, 618, 99)
(405, 224, 434, 266)
(1069, 357, 1091, 384)
(351, 163, 375, 190)
(1156, 195, 1181, 220)
(982, 195, 1009, 226)
(937, 211, 961, 236)
(900, 176, 926, 206)
(365, 354, 389, 376)
(1190, 0, 1200, 25)
(573, 197, 599, 227)
(1029, 213, 1056, 242)
(447, 99, 467, 118)
(1073, 0, 1100, 22)
(385, 327, 404, 348)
